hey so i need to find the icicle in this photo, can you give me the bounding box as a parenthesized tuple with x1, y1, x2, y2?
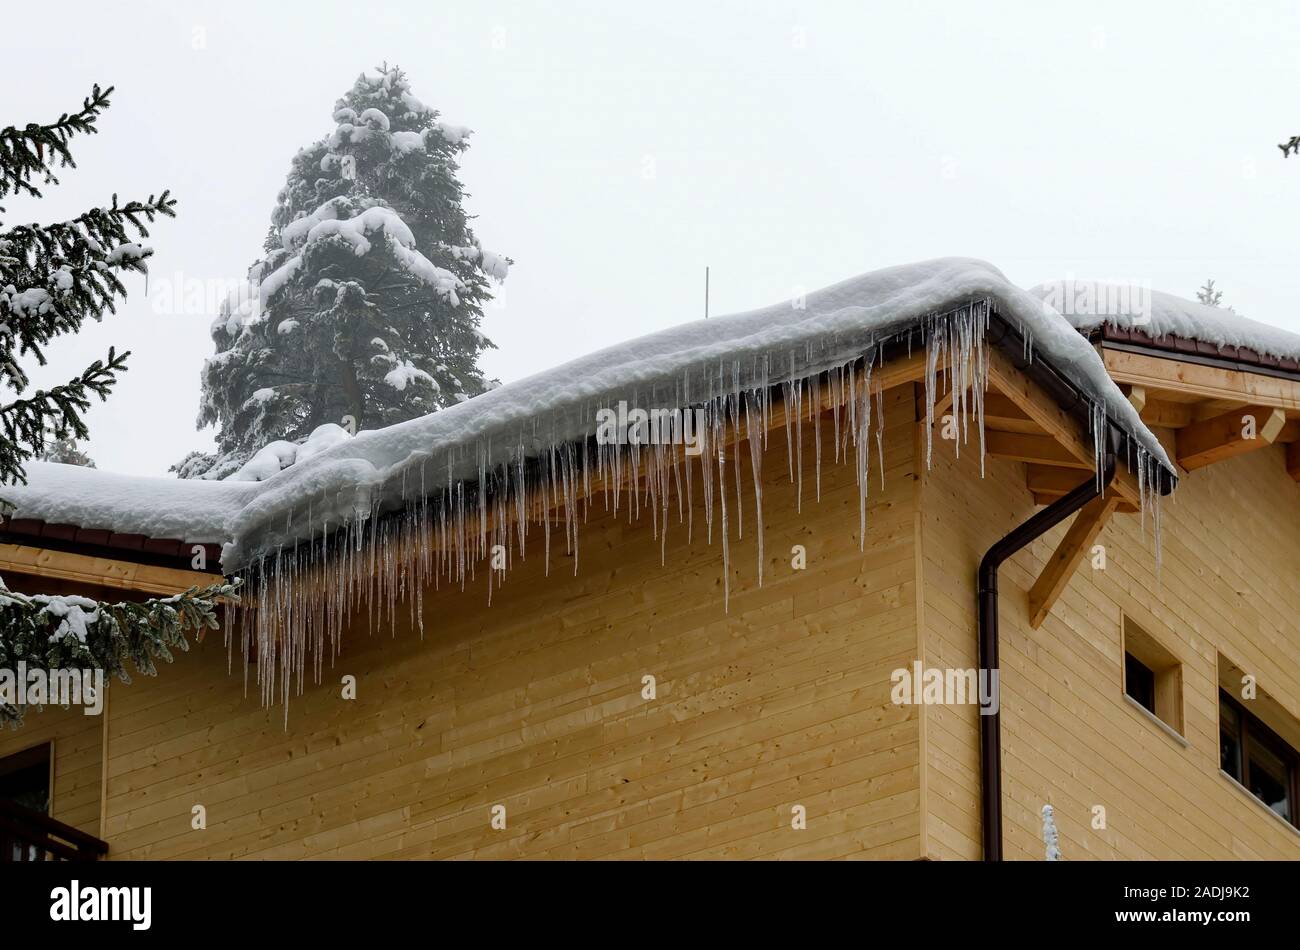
(854, 358, 873, 550)
(875, 383, 886, 491)
(716, 398, 730, 611)
(730, 388, 744, 541)
(810, 373, 822, 502)
(745, 393, 764, 586)
(793, 378, 804, 512)
(227, 297, 1036, 725)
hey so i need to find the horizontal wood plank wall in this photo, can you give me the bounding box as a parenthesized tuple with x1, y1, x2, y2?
(1, 385, 922, 860)
(920, 424, 1300, 860)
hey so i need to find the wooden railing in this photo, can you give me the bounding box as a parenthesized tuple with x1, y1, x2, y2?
(0, 798, 108, 862)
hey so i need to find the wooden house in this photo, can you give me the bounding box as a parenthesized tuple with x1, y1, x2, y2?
(1, 259, 1297, 861)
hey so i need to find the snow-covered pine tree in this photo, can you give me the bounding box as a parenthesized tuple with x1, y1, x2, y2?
(0, 85, 235, 724)
(182, 65, 509, 480)
(1197, 279, 1224, 307)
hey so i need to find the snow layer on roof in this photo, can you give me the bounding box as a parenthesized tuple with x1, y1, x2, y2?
(4, 258, 1171, 572)
(2, 462, 255, 545)
(1028, 280, 1300, 362)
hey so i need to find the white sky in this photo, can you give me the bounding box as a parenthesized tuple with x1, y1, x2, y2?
(5, 0, 1300, 476)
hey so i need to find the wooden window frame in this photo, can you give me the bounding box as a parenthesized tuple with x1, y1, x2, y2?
(1121, 617, 1183, 734)
(1220, 689, 1300, 831)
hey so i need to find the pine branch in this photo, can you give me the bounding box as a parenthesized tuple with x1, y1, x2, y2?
(0, 193, 172, 392)
(1279, 136, 1300, 159)
(0, 578, 241, 725)
(0, 84, 113, 205)
(0, 348, 128, 484)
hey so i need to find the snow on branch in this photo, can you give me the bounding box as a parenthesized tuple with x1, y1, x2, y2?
(0, 577, 241, 726)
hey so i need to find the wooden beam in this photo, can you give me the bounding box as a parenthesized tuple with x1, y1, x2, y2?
(1192, 398, 1249, 422)
(1125, 385, 1147, 414)
(1028, 492, 1120, 628)
(1277, 419, 1300, 444)
(1175, 405, 1287, 471)
(981, 392, 1040, 434)
(1028, 466, 1137, 510)
(873, 350, 929, 392)
(1139, 398, 1194, 428)
(0, 543, 222, 595)
(983, 392, 1031, 421)
(1032, 491, 1136, 513)
(1026, 465, 1094, 495)
(986, 431, 1091, 469)
(986, 348, 1144, 506)
(1287, 442, 1300, 482)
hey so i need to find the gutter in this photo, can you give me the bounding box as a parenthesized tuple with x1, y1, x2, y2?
(976, 438, 1117, 861)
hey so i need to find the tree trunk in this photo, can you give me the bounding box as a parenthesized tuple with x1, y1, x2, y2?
(340, 359, 364, 432)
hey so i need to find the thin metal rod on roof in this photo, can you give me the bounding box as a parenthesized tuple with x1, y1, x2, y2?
(705, 266, 710, 319)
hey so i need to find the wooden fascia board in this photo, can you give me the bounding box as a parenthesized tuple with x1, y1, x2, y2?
(0, 543, 222, 596)
(1103, 347, 1300, 410)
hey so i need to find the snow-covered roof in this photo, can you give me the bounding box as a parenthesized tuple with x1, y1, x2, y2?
(3, 257, 1181, 573)
(1028, 280, 1300, 364)
(2, 462, 254, 547)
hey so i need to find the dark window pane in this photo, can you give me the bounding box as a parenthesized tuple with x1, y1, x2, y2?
(1248, 738, 1292, 823)
(1220, 700, 1242, 780)
(0, 746, 51, 862)
(1125, 653, 1155, 713)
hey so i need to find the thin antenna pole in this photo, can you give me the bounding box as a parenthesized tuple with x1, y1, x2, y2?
(705, 266, 710, 319)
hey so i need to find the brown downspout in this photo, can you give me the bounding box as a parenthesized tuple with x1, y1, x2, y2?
(976, 440, 1117, 861)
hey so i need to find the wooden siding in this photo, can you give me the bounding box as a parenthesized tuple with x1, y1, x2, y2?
(6, 374, 1298, 861)
(1, 385, 921, 859)
(919, 413, 1300, 860)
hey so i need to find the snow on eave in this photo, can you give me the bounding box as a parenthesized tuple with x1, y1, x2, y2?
(1028, 280, 1300, 364)
(2, 258, 1173, 574)
(223, 257, 1173, 566)
(1, 462, 254, 547)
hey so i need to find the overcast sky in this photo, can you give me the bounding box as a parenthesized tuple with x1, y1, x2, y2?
(6, 0, 1300, 476)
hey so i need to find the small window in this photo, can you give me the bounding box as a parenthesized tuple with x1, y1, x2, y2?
(1121, 617, 1183, 733)
(1220, 690, 1300, 829)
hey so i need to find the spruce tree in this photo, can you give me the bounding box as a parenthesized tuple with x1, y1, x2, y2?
(1196, 279, 1223, 307)
(182, 65, 509, 480)
(0, 86, 234, 724)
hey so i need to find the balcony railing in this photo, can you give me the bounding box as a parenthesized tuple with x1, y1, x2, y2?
(0, 798, 108, 862)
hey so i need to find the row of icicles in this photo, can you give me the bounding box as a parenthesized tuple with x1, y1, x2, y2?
(222, 302, 1164, 722)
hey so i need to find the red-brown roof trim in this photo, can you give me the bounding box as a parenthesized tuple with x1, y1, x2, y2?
(1095, 323, 1300, 376)
(0, 515, 223, 573)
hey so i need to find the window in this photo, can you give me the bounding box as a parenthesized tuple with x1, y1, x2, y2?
(0, 743, 51, 862)
(1121, 617, 1183, 734)
(1220, 690, 1300, 829)
(0, 744, 50, 814)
